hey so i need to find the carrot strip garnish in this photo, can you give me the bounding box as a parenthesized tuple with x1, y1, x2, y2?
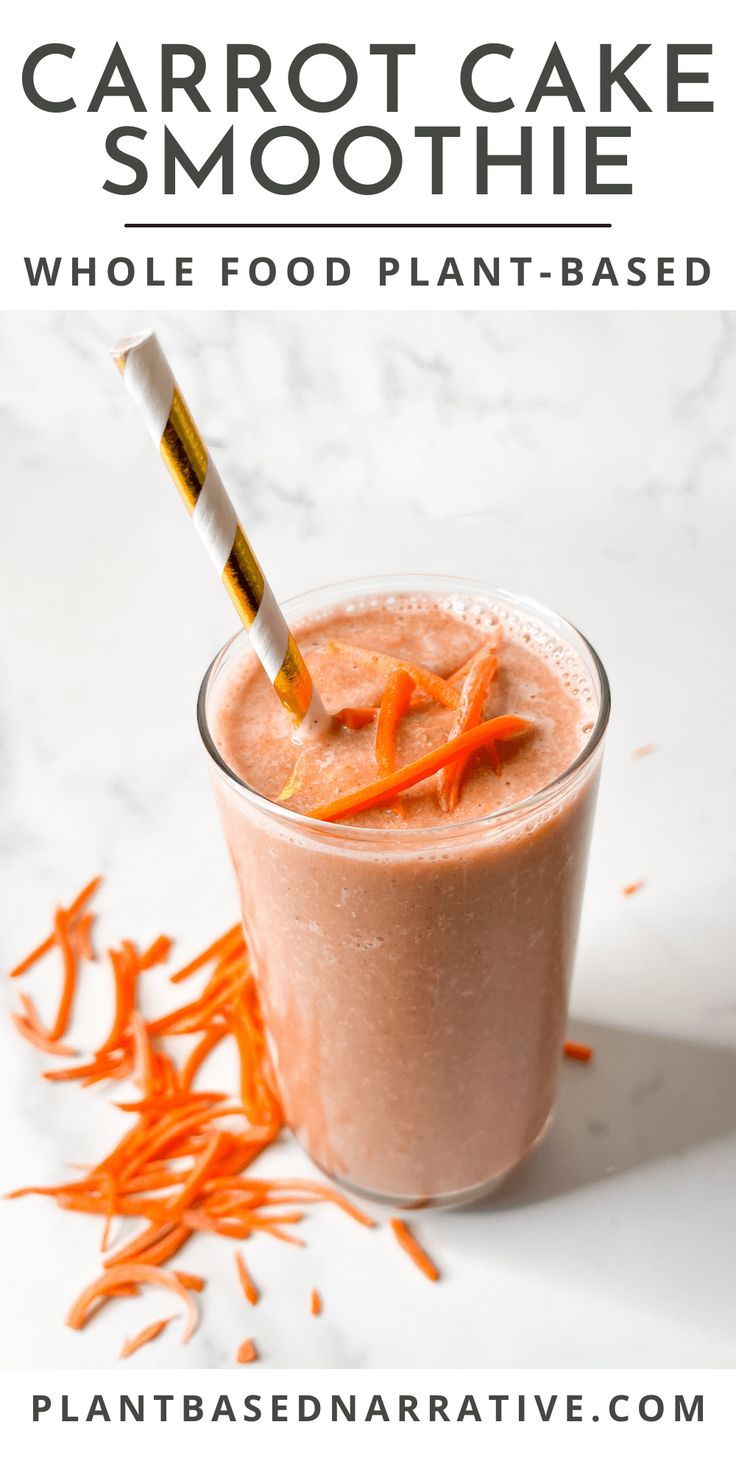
(327, 640, 461, 710)
(438, 642, 500, 813)
(8, 877, 102, 978)
(66, 1264, 198, 1342)
(46, 908, 79, 1041)
(240, 1178, 375, 1229)
(139, 935, 173, 969)
(176, 1272, 206, 1292)
(310, 1288, 322, 1316)
(104, 1221, 178, 1268)
(563, 1040, 594, 1063)
(622, 880, 645, 897)
(310, 715, 531, 822)
(115, 1091, 226, 1115)
(120, 1316, 174, 1359)
(16, 991, 56, 1041)
(179, 1024, 229, 1092)
(375, 669, 415, 813)
(333, 706, 378, 730)
(130, 1011, 156, 1097)
(164, 1132, 224, 1216)
(10, 1014, 76, 1056)
(97, 947, 137, 1056)
(389, 1219, 440, 1282)
(73, 911, 96, 962)
(170, 925, 243, 984)
(236, 1337, 258, 1364)
(234, 1249, 260, 1306)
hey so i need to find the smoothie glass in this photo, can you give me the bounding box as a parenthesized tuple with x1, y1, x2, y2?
(197, 577, 610, 1207)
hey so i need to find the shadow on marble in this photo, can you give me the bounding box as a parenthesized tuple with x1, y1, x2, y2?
(477, 1019, 736, 1211)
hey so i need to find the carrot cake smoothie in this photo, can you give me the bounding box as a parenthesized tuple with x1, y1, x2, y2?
(199, 579, 609, 1205)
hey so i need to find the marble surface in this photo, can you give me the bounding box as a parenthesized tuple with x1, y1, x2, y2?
(1, 310, 735, 1370)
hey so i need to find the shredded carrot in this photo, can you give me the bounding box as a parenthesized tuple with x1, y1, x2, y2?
(10, 1013, 76, 1056)
(97, 947, 137, 1055)
(310, 715, 531, 822)
(45, 908, 79, 1042)
(333, 706, 378, 730)
(622, 880, 645, 897)
(563, 1040, 594, 1063)
(104, 1222, 185, 1269)
(176, 1272, 206, 1292)
(236, 1337, 258, 1364)
(179, 1024, 229, 1092)
(139, 935, 173, 969)
(8, 877, 102, 978)
(632, 744, 656, 760)
(438, 641, 500, 813)
(73, 911, 97, 962)
(115, 1091, 226, 1115)
(119, 1315, 174, 1359)
(130, 1011, 156, 1097)
(327, 640, 462, 710)
(389, 1219, 440, 1282)
(8, 893, 442, 1366)
(375, 669, 415, 813)
(66, 1264, 198, 1342)
(170, 925, 243, 984)
(234, 1249, 259, 1306)
(310, 1288, 322, 1316)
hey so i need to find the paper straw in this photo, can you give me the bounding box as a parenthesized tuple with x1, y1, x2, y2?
(112, 331, 328, 736)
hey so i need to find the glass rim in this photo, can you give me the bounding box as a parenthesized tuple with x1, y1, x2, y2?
(196, 574, 611, 844)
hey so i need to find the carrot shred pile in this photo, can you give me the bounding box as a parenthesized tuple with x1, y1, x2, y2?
(310, 716, 530, 823)
(389, 1219, 440, 1282)
(7, 880, 432, 1363)
(563, 1040, 594, 1063)
(319, 632, 532, 821)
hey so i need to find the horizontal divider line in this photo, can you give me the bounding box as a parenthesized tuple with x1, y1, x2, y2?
(124, 221, 612, 230)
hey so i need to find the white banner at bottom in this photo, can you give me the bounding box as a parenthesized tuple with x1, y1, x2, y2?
(0, 1368, 727, 1471)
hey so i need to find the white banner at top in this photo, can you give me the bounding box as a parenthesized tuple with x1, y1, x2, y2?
(0, 0, 734, 308)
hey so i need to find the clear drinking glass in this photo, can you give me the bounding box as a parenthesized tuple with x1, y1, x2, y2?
(197, 576, 610, 1207)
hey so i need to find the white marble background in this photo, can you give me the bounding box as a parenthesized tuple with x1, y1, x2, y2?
(0, 311, 734, 1370)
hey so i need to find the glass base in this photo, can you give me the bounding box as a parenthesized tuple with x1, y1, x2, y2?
(317, 1106, 556, 1212)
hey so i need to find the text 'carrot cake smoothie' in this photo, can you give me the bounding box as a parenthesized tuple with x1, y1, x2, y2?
(199, 577, 610, 1207)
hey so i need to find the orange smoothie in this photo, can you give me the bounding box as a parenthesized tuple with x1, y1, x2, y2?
(199, 579, 609, 1205)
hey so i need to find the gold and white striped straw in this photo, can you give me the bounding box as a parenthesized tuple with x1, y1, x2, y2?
(112, 330, 328, 736)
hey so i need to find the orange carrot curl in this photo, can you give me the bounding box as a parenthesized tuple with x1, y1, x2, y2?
(310, 715, 531, 823)
(389, 1219, 440, 1283)
(66, 1264, 198, 1343)
(9, 876, 102, 978)
(563, 1040, 594, 1063)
